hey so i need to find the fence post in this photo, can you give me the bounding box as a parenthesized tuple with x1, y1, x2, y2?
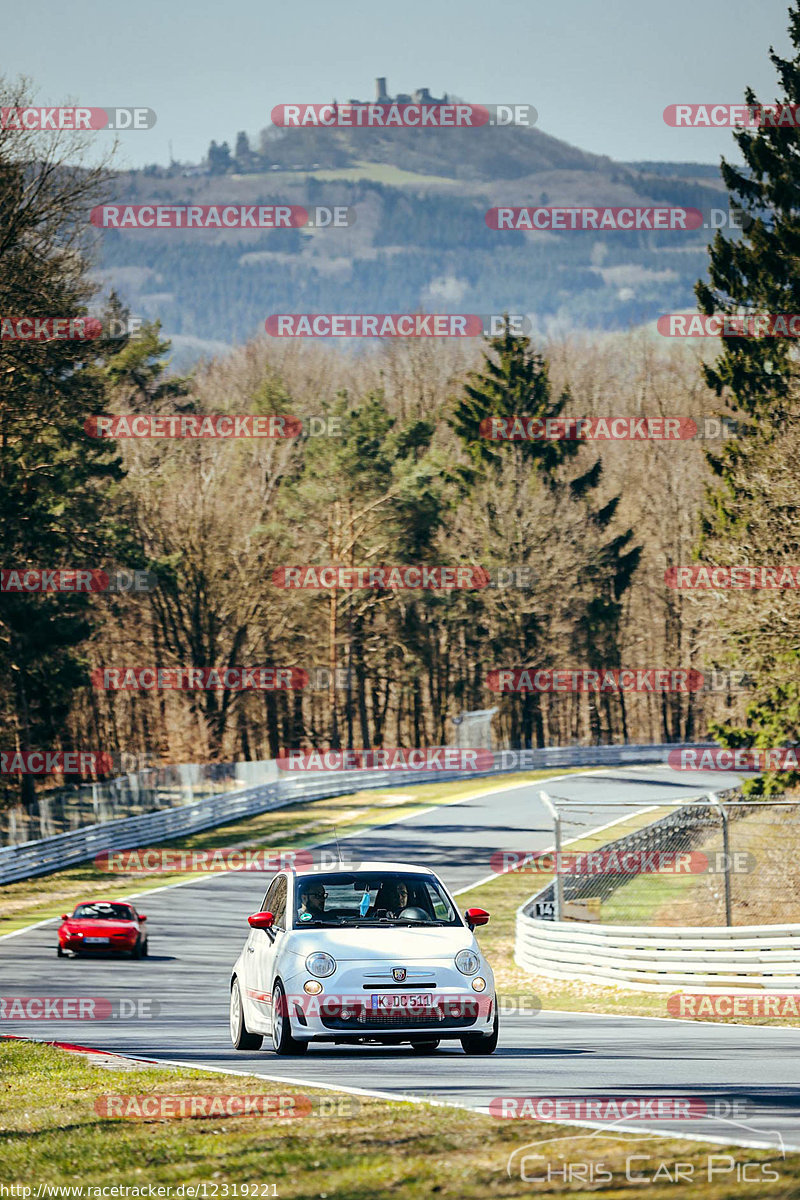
(707, 792, 732, 926)
(539, 790, 563, 921)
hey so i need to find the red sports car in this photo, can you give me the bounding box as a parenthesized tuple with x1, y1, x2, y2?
(58, 901, 148, 958)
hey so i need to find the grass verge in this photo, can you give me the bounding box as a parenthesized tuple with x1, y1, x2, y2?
(1, 1040, 796, 1198)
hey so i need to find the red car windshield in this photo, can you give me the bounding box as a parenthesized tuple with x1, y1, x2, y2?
(72, 904, 135, 920)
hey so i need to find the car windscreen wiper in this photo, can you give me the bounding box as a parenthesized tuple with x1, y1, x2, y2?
(349, 918, 452, 927)
(396, 919, 453, 926)
(294, 919, 345, 927)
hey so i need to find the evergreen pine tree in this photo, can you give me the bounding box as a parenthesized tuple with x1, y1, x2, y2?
(694, 1, 800, 790)
(449, 324, 640, 747)
(0, 94, 137, 803)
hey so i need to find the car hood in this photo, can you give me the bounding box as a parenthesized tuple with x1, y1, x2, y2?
(284, 926, 477, 961)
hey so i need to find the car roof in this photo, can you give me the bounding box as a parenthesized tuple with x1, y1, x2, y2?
(73, 900, 136, 908)
(289, 861, 439, 878)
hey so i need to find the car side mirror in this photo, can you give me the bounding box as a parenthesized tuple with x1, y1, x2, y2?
(465, 907, 490, 930)
(248, 911, 275, 931)
(61, 914, 69, 921)
(138, 914, 147, 921)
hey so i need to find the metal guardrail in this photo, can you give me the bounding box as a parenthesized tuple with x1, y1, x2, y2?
(0, 743, 713, 886)
(515, 914, 800, 991)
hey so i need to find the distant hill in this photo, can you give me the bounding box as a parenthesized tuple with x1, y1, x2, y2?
(253, 121, 614, 182)
(621, 161, 725, 181)
(94, 98, 731, 368)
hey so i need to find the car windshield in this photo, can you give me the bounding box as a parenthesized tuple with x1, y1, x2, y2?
(293, 872, 460, 927)
(72, 903, 135, 920)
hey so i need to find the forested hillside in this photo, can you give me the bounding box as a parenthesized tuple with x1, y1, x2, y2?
(1, 63, 789, 794)
(92, 118, 730, 367)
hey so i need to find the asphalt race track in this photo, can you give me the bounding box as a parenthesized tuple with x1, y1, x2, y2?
(2, 765, 798, 1152)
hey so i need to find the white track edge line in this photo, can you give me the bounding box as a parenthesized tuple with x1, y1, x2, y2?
(15, 1035, 794, 1155)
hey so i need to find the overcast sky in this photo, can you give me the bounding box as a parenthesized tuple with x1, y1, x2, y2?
(2, 0, 795, 169)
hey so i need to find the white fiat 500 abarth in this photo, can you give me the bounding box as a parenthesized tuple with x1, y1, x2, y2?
(229, 861, 498, 1056)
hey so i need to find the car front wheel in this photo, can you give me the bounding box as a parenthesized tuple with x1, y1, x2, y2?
(460, 1007, 499, 1055)
(230, 977, 263, 1051)
(271, 981, 308, 1056)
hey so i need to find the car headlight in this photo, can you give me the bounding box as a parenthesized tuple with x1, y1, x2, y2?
(305, 952, 336, 978)
(455, 949, 480, 975)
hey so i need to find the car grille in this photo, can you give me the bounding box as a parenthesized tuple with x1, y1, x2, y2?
(320, 1002, 479, 1031)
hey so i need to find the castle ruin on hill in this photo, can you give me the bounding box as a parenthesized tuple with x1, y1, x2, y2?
(345, 78, 450, 106)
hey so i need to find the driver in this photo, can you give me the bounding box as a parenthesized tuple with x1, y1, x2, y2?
(298, 882, 327, 919)
(376, 880, 409, 917)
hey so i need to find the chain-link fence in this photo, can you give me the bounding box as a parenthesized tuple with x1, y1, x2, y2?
(526, 792, 800, 927)
(0, 760, 278, 846)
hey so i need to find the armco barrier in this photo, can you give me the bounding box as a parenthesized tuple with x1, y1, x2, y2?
(514, 913, 800, 991)
(0, 743, 712, 886)
(513, 790, 800, 991)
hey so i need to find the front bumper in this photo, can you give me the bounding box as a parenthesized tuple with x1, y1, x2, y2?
(277, 963, 496, 1041)
(60, 934, 137, 953)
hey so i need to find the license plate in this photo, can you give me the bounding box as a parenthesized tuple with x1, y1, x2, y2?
(370, 993, 433, 1010)
(84, 936, 109, 944)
